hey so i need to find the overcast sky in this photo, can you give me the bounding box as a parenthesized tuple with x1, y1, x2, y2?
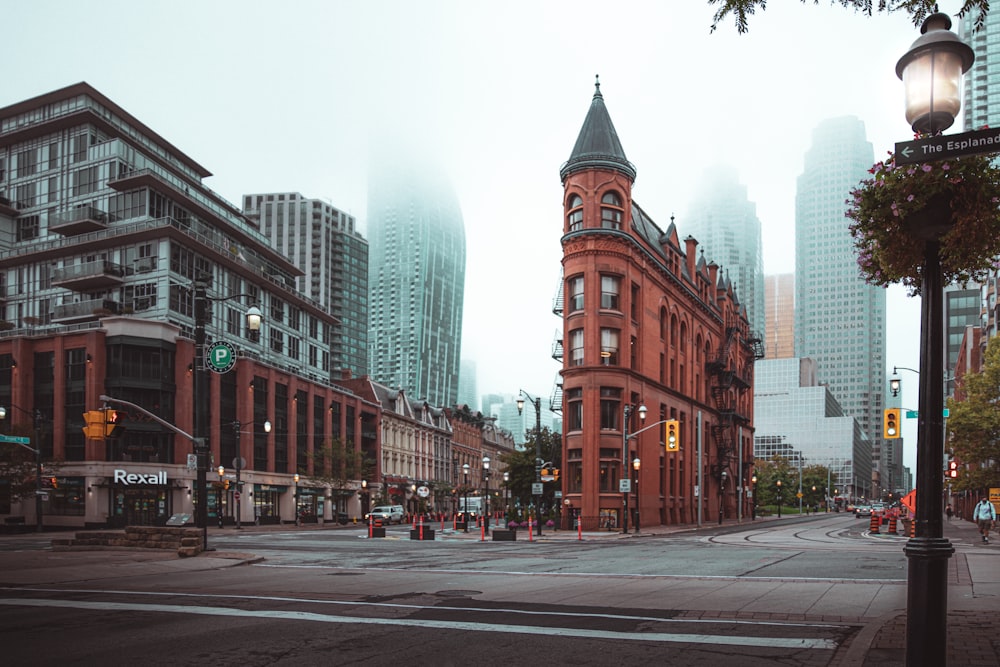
(7, 0, 967, 472)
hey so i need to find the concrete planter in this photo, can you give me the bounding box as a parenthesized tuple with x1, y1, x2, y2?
(409, 528, 435, 541)
(492, 529, 516, 541)
(369, 527, 386, 538)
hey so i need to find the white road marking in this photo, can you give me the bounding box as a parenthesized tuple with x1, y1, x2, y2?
(0, 597, 838, 650)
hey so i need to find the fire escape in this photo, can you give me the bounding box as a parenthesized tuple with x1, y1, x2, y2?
(705, 311, 764, 482)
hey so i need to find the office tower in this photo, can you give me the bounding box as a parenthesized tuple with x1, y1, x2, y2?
(243, 192, 369, 379)
(794, 116, 887, 487)
(764, 274, 795, 359)
(367, 153, 466, 407)
(457, 359, 477, 409)
(684, 164, 765, 341)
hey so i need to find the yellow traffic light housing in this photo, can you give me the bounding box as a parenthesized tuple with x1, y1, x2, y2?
(552, 468, 560, 481)
(82, 410, 106, 439)
(665, 419, 679, 451)
(883, 408, 901, 439)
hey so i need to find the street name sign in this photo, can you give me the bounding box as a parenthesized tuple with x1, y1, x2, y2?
(0, 434, 30, 445)
(895, 127, 1000, 165)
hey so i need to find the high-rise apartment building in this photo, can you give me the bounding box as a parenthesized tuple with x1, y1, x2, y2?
(684, 164, 765, 341)
(764, 273, 795, 359)
(794, 117, 887, 487)
(242, 192, 369, 379)
(366, 155, 465, 407)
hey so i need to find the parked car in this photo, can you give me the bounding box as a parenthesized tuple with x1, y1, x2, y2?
(854, 505, 873, 517)
(364, 505, 405, 524)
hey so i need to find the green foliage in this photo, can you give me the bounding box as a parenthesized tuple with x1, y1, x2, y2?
(946, 336, 1000, 492)
(305, 437, 373, 490)
(708, 1, 989, 34)
(753, 457, 836, 507)
(846, 152, 1000, 294)
(499, 427, 561, 516)
(0, 423, 42, 503)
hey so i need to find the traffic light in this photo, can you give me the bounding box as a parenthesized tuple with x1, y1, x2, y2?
(103, 409, 125, 438)
(883, 408, 901, 439)
(50, 477, 58, 489)
(665, 419, 679, 451)
(82, 410, 106, 439)
(948, 460, 958, 478)
(223, 479, 230, 490)
(552, 468, 560, 482)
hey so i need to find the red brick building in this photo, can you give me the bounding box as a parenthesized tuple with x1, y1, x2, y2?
(558, 80, 761, 530)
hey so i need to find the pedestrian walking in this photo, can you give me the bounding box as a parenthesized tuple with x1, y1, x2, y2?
(973, 496, 996, 543)
(945, 504, 953, 521)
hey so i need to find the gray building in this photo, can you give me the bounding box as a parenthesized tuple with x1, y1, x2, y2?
(794, 116, 890, 490)
(366, 154, 466, 407)
(684, 164, 765, 341)
(754, 358, 873, 502)
(243, 192, 369, 379)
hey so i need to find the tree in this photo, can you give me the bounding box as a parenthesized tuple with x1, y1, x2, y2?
(499, 427, 561, 519)
(946, 335, 1000, 493)
(0, 422, 47, 504)
(708, 0, 989, 34)
(305, 438, 374, 510)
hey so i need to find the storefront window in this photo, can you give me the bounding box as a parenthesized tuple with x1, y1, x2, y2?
(48, 477, 85, 516)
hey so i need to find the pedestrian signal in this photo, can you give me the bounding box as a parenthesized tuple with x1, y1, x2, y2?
(948, 461, 958, 478)
(665, 419, 679, 451)
(883, 408, 901, 439)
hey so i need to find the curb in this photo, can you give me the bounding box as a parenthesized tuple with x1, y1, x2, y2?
(834, 609, 904, 667)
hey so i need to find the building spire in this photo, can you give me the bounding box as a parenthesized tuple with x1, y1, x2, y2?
(560, 78, 636, 183)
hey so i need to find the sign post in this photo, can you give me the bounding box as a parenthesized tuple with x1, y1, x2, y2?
(895, 127, 1000, 165)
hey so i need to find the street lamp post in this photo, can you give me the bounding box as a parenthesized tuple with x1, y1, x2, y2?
(503, 471, 509, 525)
(895, 14, 973, 666)
(193, 275, 263, 550)
(516, 391, 543, 536)
(482, 455, 491, 532)
(293, 473, 300, 526)
(0, 406, 44, 532)
(632, 457, 641, 533)
(751, 475, 757, 520)
(776, 480, 782, 519)
(462, 463, 470, 533)
(621, 402, 647, 534)
(718, 470, 727, 525)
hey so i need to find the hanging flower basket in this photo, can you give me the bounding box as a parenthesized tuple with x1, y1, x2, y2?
(846, 149, 1000, 294)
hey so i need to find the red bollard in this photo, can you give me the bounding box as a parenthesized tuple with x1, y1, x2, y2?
(480, 521, 485, 542)
(368, 515, 373, 539)
(419, 516, 424, 540)
(528, 519, 534, 542)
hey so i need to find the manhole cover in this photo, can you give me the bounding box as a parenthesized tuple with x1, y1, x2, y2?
(435, 589, 482, 597)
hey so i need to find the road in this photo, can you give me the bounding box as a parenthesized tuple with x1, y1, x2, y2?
(0, 513, 918, 666)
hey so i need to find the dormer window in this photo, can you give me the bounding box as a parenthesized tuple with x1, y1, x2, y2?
(601, 192, 623, 230)
(567, 195, 583, 232)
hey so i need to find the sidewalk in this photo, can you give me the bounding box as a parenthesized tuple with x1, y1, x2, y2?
(1, 514, 997, 666)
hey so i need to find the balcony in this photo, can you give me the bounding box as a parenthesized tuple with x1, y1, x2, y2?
(51, 298, 120, 323)
(0, 195, 18, 219)
(48, 206, 110, 235)
(52, 259, 125, 291)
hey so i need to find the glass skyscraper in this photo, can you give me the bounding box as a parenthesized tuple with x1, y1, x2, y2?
(684, 164, 765, 341)
(367, 156, 466, 407)
(794, 116, 888, 487)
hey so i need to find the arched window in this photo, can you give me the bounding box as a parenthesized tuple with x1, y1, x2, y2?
(659, 306, 667, 340)
(601, 192, 623, 230)
(567, 194, 584, 232)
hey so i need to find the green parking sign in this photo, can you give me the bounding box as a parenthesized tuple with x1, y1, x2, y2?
(207, 341, 236, 373)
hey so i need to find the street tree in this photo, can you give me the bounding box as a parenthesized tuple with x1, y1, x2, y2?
(305, 438, 374, 512)
(499, 427, 561, 519)
(708, 0, 989, 34)
(946, 335, 1000, 493)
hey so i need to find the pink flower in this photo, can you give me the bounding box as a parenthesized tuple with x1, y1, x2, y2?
(921, 165, 933, 172)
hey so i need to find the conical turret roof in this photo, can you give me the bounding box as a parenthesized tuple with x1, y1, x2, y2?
(560, 76, 636, 182)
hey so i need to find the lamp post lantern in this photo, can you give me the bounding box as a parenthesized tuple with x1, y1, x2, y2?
(750, 475, 757, 521)
(719, 470, 727, 526)
(503, 470, 509, 526)
(517, 391, 544, 536)
(293, 473, 300, 526)
(895, 13, 973, 666)
(776, 480, 782, 519)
